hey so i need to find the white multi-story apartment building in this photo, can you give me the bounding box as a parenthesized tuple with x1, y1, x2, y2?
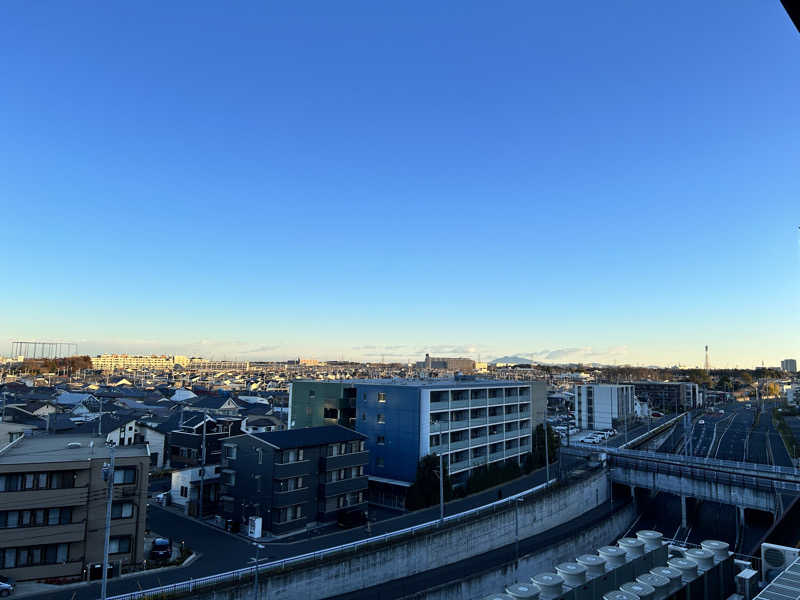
(789, 385, 800, 405)
(91, 354, 177, 371)
(573, 384, 635, 431)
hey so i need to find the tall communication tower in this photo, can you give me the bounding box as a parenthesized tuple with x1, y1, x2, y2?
(704, 345, 710, 372)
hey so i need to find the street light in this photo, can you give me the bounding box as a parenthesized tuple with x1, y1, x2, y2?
(514, 497, 524, 567)
(251, 543, 265, 600)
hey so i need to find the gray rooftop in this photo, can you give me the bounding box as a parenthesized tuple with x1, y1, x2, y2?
(0, 435, 148, 465)
(298, 378, 534, 389)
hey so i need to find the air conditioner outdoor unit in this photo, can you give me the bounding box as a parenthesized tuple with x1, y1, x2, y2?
(761, 543, 800, 582)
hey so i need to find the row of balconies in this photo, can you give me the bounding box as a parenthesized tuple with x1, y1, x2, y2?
(431, 395, 531, 412)
(430, 415, 530, 433)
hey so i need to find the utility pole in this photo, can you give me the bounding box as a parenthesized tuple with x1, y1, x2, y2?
(100, 443, 116, 600)
(252, 543, 265, 600)
(438, 452, 444, 525)
(199, 411, 207, 519)
(544, 422, 550, 483)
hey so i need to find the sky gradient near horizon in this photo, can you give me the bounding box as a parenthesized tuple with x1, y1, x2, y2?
(1, 2, 798, 368)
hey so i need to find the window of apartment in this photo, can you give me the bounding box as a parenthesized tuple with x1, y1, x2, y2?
(376, 435, 385, 445)
(222, 470, 236, 486)
(277, 476, 304, 491)
(257, 448, 263, 465)
(0, 543, 68, 568)
(111, 502, 134, 519)
(180, 486, 188, 498)
(1, 471, 75, 492)
(109, 536, 132, 554)
(281, 448, 304, 463)
(224, 444, 237, 460)
(113, 468, 136, 485)
(361, 412, 366, 421)
(376, 457, 384, 468)
(276, 504, 303, 523)
(376, 414, 385, 424)
(377, 392, 386, 403)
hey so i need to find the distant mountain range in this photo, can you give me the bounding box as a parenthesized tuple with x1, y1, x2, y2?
(489, 355, 534, 365)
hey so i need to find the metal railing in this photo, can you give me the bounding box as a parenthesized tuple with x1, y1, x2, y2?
(109, 478, 557, 600)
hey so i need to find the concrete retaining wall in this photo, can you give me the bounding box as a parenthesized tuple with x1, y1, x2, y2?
(186, 468, 611, 600)
(400, 502, 638, 600)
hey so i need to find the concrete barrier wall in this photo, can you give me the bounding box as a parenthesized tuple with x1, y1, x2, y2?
(188, 469, 611, 600)
(399, 502, 638, 600)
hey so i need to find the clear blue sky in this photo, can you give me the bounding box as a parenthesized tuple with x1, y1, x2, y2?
(1, 2, 797, 367)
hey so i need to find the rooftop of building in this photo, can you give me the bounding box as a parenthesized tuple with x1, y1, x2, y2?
(0, 434, 148, 465)
(246, 424, 366, 449)
(295, 378, 537, 389)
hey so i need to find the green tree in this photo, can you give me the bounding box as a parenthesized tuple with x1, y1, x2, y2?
(405, 454, 454, 511)
(532, 424, 560, 468)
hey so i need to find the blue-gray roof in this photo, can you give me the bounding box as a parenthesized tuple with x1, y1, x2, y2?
(248, 425, 365, 449)
(298, 378, 533, 390)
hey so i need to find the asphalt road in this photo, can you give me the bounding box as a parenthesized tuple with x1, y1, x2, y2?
(637, 401, 797, 555)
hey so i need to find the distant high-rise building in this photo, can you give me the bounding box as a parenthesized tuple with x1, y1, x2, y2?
(781, 359, 797, 373)
(416, 353, 476, 372)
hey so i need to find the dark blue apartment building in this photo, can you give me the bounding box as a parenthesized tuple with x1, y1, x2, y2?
(289, 378, 547, 505)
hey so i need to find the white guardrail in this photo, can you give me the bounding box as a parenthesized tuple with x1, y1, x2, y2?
(110, 477, 558, 600)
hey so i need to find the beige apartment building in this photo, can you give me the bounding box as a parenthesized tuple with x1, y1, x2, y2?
(91, 354, 177, 371)
(0, 435, 149, 581)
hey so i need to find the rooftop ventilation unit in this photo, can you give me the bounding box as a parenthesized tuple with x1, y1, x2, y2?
(636, 573, 669, 600)
(555, 562, 587, 587)
(618, 537, 645, 560)
(650, 566, 682, 594)
(530, 573, 563, 599)
(504, 582, 539, 599)
(619, 580, 655, 600)
(602, 591, 637, 600)
(701, 540, 730, 563)
(576, 554, 606, 579)
(636, 530, 663, 552)
(684, 548, 714, 572)
(667, 556, 698, 582)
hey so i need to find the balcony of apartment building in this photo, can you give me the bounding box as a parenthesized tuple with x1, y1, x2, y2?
(469, 426, 488, 447)
(448, 410, 469, 431)
(488, 425, 505, 444)
(504, 422, 520, 439)
(519, 435, 532, 453)
(518, 387, 531, 402)
(321, 442, 368, 471)
(430, 390, 450, 412)
(429, 433, 445, 455)
(504, 404, 519, 420)
(449, 430, 470, 451)
(488, 388, 504, 406)
(469, 407, 487, 426)
(449, 450, 469, 473)
(487, 406, 505, 425)
(504, 439, 520, 455)
(321, 469, 368, 498)
(518, 403, 531, 419)
(488, 442, 505, 463)
(469, 388, 487, 408)
(518, 419, 531, 436)
(504, 388, 519, 404)
(469, 446, 488, 468)
(450, 390, 470, 410)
